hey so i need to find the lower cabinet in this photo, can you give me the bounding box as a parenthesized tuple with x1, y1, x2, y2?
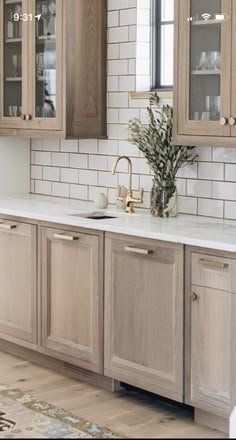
(41, 227, 103, 373)
(104, 233, 184, 402)
(0, 219, 37, 348)
(187, 250, 236, 418)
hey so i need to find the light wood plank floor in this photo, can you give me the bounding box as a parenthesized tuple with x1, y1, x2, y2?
(0, 351, 227, 439)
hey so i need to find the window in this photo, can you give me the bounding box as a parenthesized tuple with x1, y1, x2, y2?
(152, 0, 174, 90)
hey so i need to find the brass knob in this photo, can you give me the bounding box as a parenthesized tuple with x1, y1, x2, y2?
(25, 114, 32, 121)
(190, 292, 199, 302)
(220, 117, 228, 126)
(229, 117, 236, 126)
(21, 114, 26, 121)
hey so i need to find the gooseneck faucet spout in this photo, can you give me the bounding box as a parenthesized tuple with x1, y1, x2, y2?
(112, 156, 133, 196)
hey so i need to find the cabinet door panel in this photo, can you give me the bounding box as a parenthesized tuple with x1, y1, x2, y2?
(0, 220, 37, 346)
(177, 0, 231, 138)
(42, 227, 103, 373)
(0, 0, 28, 129)
(190, 285, 232, 414)
(105, 235, 184, 402)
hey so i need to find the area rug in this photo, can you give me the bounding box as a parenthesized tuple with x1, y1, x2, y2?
(0, 386, 123, 439)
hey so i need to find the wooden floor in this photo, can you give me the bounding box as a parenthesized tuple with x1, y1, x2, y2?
(0, 351, 227, 439)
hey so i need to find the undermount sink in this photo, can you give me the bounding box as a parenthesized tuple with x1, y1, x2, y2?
(68, 212, 117, 220)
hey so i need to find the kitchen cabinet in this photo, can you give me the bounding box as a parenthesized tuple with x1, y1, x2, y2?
(174, 0, 236, 146)
(0, 0, 106, 139)
(104, 233, 184, 402)
(0, 219, 37, 348)
(186, 248, 236, 421)
(41, 226, 104, 373)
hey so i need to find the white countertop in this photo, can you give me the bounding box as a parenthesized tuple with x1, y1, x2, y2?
(0, 194, 236, 253)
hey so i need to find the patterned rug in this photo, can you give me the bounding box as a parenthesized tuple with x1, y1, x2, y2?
(0, 386, 123, 439)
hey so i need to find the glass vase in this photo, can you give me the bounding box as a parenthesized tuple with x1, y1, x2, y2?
(151, 179, 177, 218)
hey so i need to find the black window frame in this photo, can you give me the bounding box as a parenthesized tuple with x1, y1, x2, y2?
(152, 0, 174, 91)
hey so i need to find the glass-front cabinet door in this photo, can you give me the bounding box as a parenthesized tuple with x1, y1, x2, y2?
(177, 0, 231, 138)
(28, 0, 63, 130)
(0, 0, 28, 128)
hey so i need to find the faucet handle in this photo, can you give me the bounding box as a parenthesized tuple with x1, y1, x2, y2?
(117, 186, 126, 202)
(132, 188, 144, 204)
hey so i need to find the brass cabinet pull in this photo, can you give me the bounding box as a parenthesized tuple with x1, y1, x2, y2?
(25, 114, 32, 121)
(198, 258, 229, 269)
(220, 117, 228, 126)
(0, 223, 17, 230)
(190, 292, 199, 302)
(124, 246, 154, 255)
(229, 117, 236, 126)
(54, 233, 79, 241)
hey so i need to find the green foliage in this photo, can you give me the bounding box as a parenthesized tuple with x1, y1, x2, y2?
(128, 93, 198, 184)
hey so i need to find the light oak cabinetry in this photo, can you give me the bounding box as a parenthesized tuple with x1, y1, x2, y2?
(0, 219, 37, 348)
(174, 0, 236, 146)
(41, 226, 104, 373)
(0, 0, 106, 139)
(104, 234, 184, 402)
(186, 247, 236, 429)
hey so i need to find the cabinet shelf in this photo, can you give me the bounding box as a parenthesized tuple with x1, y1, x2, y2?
(37, 35, 56, 41)
(5, 77, 22, 82)
(5, 38, 22, 43)
(191, 70, 221, 75)
(5, 0, 21, 4)
(192, 19, 222, 27)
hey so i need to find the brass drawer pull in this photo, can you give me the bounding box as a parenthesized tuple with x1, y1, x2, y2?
(125, 246, 154, 255)
(190, 292, 199, 302)
(54, 233, 79, 241)
(0, 223, 17, 230)
(198, 258, 229, 269)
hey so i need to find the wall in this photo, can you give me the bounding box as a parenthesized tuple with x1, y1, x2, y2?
(0, 138, 30, 196)
(30, 0, 236, 221)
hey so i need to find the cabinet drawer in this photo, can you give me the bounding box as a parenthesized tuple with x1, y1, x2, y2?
(192, 253, 236, 293)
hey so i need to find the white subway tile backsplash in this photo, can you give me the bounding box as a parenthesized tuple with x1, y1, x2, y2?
(31, 165, 42, 180)
(213, 182, 236, 201)
(70, 153, 88, 169)
(120, 42, 136, 58)
(108, 0, 136, 11)
(213, 147, 236, 163)
(119, 75, 136, 92)
(52, 182, 70, 198)
(70, 184, 88, 200)
(89, 186, 108, 203)
(120, 8, 137, 26)
(43, 166, 60, 182)
(108, 10, 119, 27)
(108, 59, 129, 76)
(107, 76, 119, 92)
(108, 27, 129, 43)
(35, 180, 52, 196)
(61, 168, 79, 184)
(52, 153, 69, 167)
(198, 199, 224, 218)
(98, 140, 118, 156)
(187, 180, 212, 198)
(60, 140, 78, 153)
(118, 108, 139, 124)
(108, 92, 129, 108)
(178, 197, 198, 215)
(198, 162, 224, 181)
(108, 43, 120, 60)
(99, 171, 118, 187)
(79, 140, 98, 154)
(176, 178, 186, 196)
(225, 202, 236, 220)
(225, 164, 236, 182)
(119, 172, 140, 190)
(43, 139, 60, 152)
(139, 174, 153, 191)
(107, 108, 119, 124)
(118, 140, 139, 157)
(79, 170, 98, 186)
(129, 25, 137, 41)
(35, 151, 51, 166)
(89, 155, 108, 171)
(31, 139, 43, 151)
(108, 123, 128, 140)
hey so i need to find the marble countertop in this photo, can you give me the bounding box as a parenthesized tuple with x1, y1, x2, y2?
(0, 194, 236, 253)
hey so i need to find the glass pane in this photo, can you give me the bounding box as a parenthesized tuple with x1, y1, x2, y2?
(189, 0, 223, 121)
(161, 0, 174, 22)
(4, 0, 22, 117)
(160, 24, 174, 86)
(35, 0, 56, 118)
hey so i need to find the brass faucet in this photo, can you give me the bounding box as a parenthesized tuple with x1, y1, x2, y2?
(111, 156, 144, 213)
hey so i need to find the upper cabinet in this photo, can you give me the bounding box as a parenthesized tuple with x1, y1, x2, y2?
(0, 0, 107, 139)
(174, 0, 236, 146)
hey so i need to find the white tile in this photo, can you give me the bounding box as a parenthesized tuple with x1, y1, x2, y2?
(35, 151, 51, 166)
(107, 76, 119, 92)
(70, 153, 88, 169)
(35, 180, 52, 195)
(89, 186, 108, 202)
(98, 140, 118, 155)
(195, 147, 212, 162)
(198, 199, 224, 218)
(177, 163, 198, 179)
(79, 170, 98, 185)
(141, 191, 151, 209)
(43, 166, 60, 182)
(108, 60, 129, 76)
(43, 139, 60, 152)
(129, 25, 137, 41)
(139, 174, 153, 191)
(120, 42, 136, 58)
(136, 75, 151, 92)
(132, 157, 150, 174)
(108, 187, 119, 204)
(187, 180, 212, 198)
(120, 8, 137, 26)
(119, 75, 136, 92)
(118, 140, 140, 156)
(136, 58, 150, 75)
(61, 168, 79, 184)
(70, 185, 88, 200)
(225, 164, 236, 182)
(108, 10, 119, 27)
(137, 0, 150, 8)
(118, 172, 140, 190)
(129, 59, 136, 74)
(176, 178, 186, 196)
(107, 43, 120, 59)
(107, 108, 119, 124)
(108, 124, 128, 140)
(98, 171, 118, 187)
(60, 140, 78, 153)
(178, 196, 197, 215)
(31, 139, 43, 151)
(136, 42, 150, 59)
(119, 108, 139, 124)
(52, 153, 69, 167)
(213, 147, 236, 163)
(31, 165, 42, 180)
(108, 0, 136, 10)
(137, 25, 151, 42)
(89, 155, 108, 171)
(30, 180, 35, 193)
(225, 202, 236, 220)
(31, 151, 35, 165)
(213, 182, 236, 201)
(108, 26, 129, 43)
(79, 140, 98, 154)
(52, 182, 70, 198)
(137, 8, 150, 25)
(198, 163, 224, 181)
(129, 96, 149, 108)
